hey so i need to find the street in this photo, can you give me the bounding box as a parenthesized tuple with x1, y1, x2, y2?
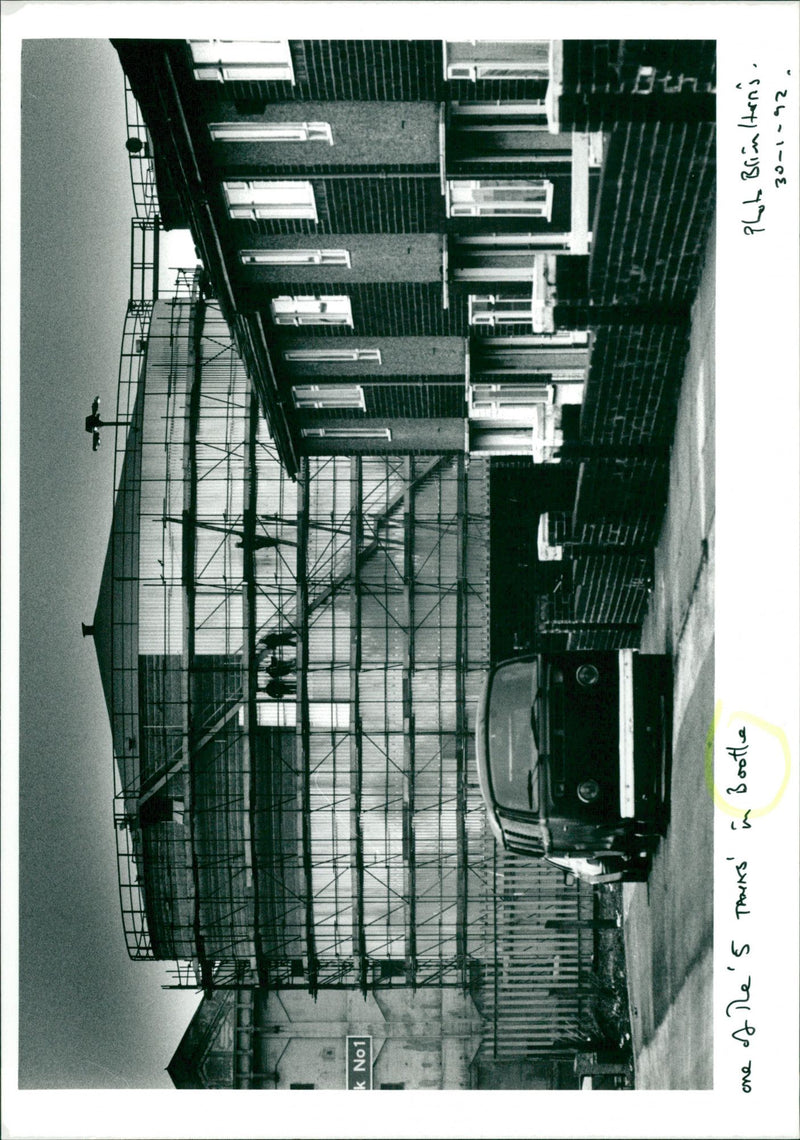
(622, 218, 716, 1088)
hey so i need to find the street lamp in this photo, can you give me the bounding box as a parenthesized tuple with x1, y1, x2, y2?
(84, 396, 132, 451)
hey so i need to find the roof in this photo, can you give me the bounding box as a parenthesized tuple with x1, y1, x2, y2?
(112, 41, 189, 231)
(167, 990, 235, 1088)
(89, 386, 144, 794)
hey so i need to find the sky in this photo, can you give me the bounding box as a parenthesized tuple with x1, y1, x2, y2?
(16, 38, 201, 1090)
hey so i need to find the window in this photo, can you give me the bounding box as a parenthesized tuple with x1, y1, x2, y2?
(284, 348, 380, 364)
(469, 382, 552, 419)
(444, 40, 551, 81)
(469, 295, 554, 333)
(248, 702, 350, 729)
(483, 331, 589, 347)
(469, 424, 538, 456)
(380, 1083, 406, 1090)
(302, 427, 392, 441)
(189, 40, 295, 83)
(469, 256, 556, 333)
(241, 249, 350, 267)
(448, 179, 553, 219)
(470, 295, 541, 326)
(469, 296, 555, 334)
(210, 121, 332, 144)
(290, 1083, 315, 1090)
(270, 295, 353, 327)
(292, 385, 366, 410)
(224, 181, 317, 221)
(451, 100, 549, 119)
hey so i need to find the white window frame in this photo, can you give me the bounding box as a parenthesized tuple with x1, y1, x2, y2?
(444, 41, 552, 82)
(292, 385, 366, 410)
(189, 40, 295, 83)
(209, 122, 333, 144)
(470, 296, 537, 325)
(224, 181, 317, 221)
(284, 348, 381, 364)
(469, 255, 557, 333)
(447, 179, 553, 220)
(451, 100, 550, 119)
(487, 331, 590, 347)
(248, 702, 351, 729)
(270, 295, 354, 327)
(468, 423, 538, 456)
(468, 381, 553, 420)
(302, 427, 391, 441)
(469, 294, 556, 334)
(241, 249, 350, 267)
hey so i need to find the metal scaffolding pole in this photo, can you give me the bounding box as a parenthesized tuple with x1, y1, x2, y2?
(243, 389, 269, 986)
(138, 700, 243, 809)
(183, 297, 211, 988)
(402, 457, 417, 985)
(296, 458, 318, 993)
(349, 457, 368, 994)
(306, 457, 450, 617)
(455, 453, 469, 985)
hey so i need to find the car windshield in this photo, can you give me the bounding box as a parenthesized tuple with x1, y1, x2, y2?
(487, 659, 540, 813)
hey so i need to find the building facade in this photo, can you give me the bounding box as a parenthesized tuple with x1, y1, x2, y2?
(114, 38, 627, 473)
(115, 37, 716, 657)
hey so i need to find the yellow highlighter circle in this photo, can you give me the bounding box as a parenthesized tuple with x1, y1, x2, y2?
(705, 701, 791, 818)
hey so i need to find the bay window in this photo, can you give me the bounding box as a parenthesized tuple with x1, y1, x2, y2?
(189, 40, 295, 83)
(224, 180, 317, 221)
(447, 179, 553, 220)
(270, 295, 353, 327)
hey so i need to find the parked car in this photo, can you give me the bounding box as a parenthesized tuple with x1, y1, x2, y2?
(475, 650, 671, 882)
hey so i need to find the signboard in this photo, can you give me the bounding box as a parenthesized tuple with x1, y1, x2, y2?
(346, 1035, 373, 1090)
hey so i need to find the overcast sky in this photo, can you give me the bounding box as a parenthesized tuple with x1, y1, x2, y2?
(18, 38, 201, 1091)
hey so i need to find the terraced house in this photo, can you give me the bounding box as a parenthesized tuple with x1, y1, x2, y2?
(93, 37, 716, 1087)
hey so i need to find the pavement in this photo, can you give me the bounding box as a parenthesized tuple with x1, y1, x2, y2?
(621, 218, 716, 1089)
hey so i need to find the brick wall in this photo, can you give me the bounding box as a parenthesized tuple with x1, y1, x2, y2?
(579, 324, 690, 448)
(219, 40, 444, 106)
(240, 282, 467, 337)
(589, 122, 716, 307)
(545, 511, 661, 551)
(546, 111, 715, 647)
(292, 382, 465, 421)
(272, 335, 465, 375)
(564, 40, 716, 95)
(571, 552, 653, 626)
(300, 417, 464, 454)
(228, 174, 443, 236)
(214, 102, 440, 166)
(572, 456, 670, 526)
(235, 235, 444, 286)
(561, 40, 716, 129)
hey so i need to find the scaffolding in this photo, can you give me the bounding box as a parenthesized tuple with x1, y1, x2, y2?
(103, 271, 600, 1055)
(124, 77, 160, 221)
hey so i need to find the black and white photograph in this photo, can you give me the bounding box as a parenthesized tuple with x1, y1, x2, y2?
(2, 3, 798, 1138)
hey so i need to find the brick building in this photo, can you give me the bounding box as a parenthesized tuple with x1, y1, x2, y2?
(115, 37, 715, 657)
(114, 38, 617, 473)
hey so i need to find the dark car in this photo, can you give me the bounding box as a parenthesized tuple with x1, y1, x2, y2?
(475, 650, 671, 882)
